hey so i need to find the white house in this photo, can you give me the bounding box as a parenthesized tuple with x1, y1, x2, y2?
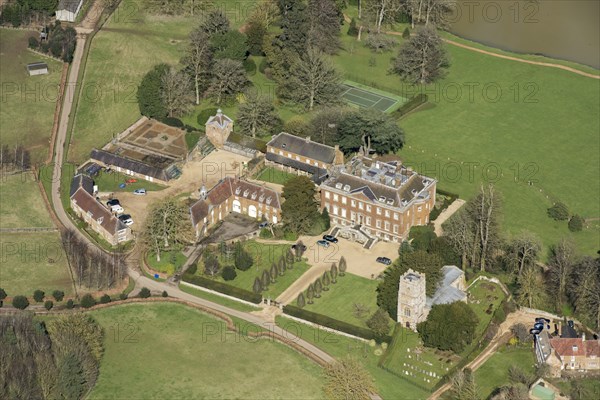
(56, 0, 84, 23)
(26, 62, 48, 76)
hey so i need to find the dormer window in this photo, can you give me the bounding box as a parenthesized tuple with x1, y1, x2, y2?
(243, 189, 250, 197)
(251, 192, 258, 200)
(235, 187, 241, 195)
(266, 197, 272, 205)
(259, 194, 265, 202)
(573, 345, 578, 352)
(97, 217, 104, 224)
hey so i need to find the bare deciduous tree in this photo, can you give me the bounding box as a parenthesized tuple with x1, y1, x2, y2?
(182, 28, 212, 105)
(547, 238, 576, 308)
(207, 59, 249, 104)
(364, 0, 403, 33)
(161, 67, 193, 117)
(506, 232, 542, 276)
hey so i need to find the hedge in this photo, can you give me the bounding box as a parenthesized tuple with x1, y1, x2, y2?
(395, 94, 428, 118)
(182, 273, 262, 304)
(283, 305, 392, 342)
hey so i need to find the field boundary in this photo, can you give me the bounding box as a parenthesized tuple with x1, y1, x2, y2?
(180, 280, 262, 308)
(0, 227, 58, 233)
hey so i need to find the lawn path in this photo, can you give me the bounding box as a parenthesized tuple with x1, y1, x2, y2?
(432, 199, 466, 236)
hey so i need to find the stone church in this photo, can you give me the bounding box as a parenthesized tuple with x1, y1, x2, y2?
(397, 266, 467, 331)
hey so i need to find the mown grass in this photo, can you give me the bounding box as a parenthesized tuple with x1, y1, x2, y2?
(0, 172, 54, 228)
(178, 283, 260, 312)
(254, 166, 296, 185)
(0, 29, 64, 163)
(93, 169, 166, 192)
(88, 302, 325, 399)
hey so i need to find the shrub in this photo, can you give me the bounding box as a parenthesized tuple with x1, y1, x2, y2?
(243, 58, 256, 75)
(80, 294, 96, 308)
(222, 265, 237, 281)
(568, 215, 584, 232)
(259, 228, 273, 238)
(347, 18, 358, 37)
(234, 242, 253, 271)
(33, 290, 45, 302)
(44, 300, 54, 311)
(28, 36, 39, 49)
(297, 292, 306, 308)
(139, 287, 151, 298)
(100, 294, 111, 304)
(417, 302, 479, 353)
(394, 93, 428, 118)
(366, 308, 391, 338)
(187, 262, 198, 275)
(283, 305, 392, 342)
(547, 202, 569, 221)
(284, 117, 308, 136)
(66, 299, 75, 309)
(197, 107, 219, 126)
(119, 293, 128, 301)
(364, 34, 397, 53)
(0, 288, 6, 300)
(258, 57, 268, 73)
(162, 290, 168, 297)
(402, 27, 410, 39)
(161, 117, 184, 127)
(183, 274, 262, 303)
(12, 295, 29, 310)
(52, 290, 65, 301)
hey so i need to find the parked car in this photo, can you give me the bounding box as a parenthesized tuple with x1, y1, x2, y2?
(291, 243, 307, 252)
(126, 179, 137, 183)
(530, 329, 540, 335)
(133, 188, 147, 195)
(376, 256, 392, 265)
(111, 205, 124, 214)
(568, 320, 575, 329)
(118, 214, 134, 226)
(106, 199, 120, 207)
(316, 240, 330, 248)
(535, 317, 551, 324)
(534, 323, 545, 331)
(323, 234, 338, 243)
(258, 221, 269, 229)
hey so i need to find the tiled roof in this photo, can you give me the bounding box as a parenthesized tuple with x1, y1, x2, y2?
(190, 200, 209, 227)
(267, 132, 336, 164)
(231, 178, 280, 209)
(550, 338, 600, 358)
(90, 149, 170, 181)
(70, 173, 94, 197)
(70, 188, 127, 234)
(265, 152, 328, 184)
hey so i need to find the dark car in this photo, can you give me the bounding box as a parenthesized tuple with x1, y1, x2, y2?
(533, 323, 544, 331)
(316, 240, 330, 248)
(323, 235, 338, 243)
(259, 221, 269, 229)
(291, 243, 307, 252)
(118, 214, 132, 221)
(376, 257, 392, 265)
(568, 320, 575, 329)
(535, 317, 551, 324)
(106, 199, 120, 206)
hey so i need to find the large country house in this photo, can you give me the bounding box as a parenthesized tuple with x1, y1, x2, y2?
(320, 156, 436, 246)
(190, 177, 281, 238)
(69, 174, 132, 245)
(265, 132, 345, 184)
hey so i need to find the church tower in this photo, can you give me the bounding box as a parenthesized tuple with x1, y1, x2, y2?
(397, 269, 427, 331)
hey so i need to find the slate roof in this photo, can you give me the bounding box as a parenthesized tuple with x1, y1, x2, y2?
(550, 338, 600, 358)
(426, 266, 467, 308)
(90, 149, 170, 181)
(57, 0, 83, 13)
(265, 152, 328, 184)
(26, 62, 48, 71)
(70, 173, 94, 197)
(70, 187, 127, 234)
(267, 132, 336, 164)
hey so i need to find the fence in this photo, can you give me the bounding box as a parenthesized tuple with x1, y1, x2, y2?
(0, 227, 58, 233)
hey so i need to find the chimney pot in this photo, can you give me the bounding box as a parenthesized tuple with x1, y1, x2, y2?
(305, 136, 310, 143)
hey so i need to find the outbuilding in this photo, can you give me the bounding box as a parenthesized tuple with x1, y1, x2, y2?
(26, 62, 48, 76)
(56, 0, 84, 23)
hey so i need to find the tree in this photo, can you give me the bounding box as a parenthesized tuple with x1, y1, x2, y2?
(408, 0, 456, 28)
(199, 10, 230, 35)
(246, 21, 267, 55)
(222, 266, 237, 281)
(294, 240, 306, 261)
(234, 242, 254, 271)
(308, 106, 349, 146)
(338, 108, 405, 154)
(143, 199, 194, 262)
(138, 287, 151, 299)
(286, 250, 295, 267)
(572, 256, 600, 329)
(161, 66, 193, 117)
(53, 353, 85, 400)
(204, 252, 221, 277)
(281, 176, 321, 234)
(261, 269, 271, 290)
(0, 288, 6, 300)
(417, 302, 479, 353)
(137, 63, 169, 118)
(269, 263, 278, 283)
(517, 265, 545, 308)
(249, 0, 280, 29)
(100, 294, 111, 304)
(449, 368, 479, 400)
(314, 278, 323, 298)
(297, 292, 306, 308)
(33, 290, 45, 302)
(348, 18, 359, 36)
(181, 28, 212, 105)
(506, 232, 541, 276)
(12, 295, 29, 309)
(211, 31, 249, 61)
(391, 25, 449, 84)
(444, 209, 477, 270)
(366, 308, 391, 337)
(568, 215, 584, 232)
(570, 379, 592, 400)
(66, 299, 74, 309)
(275, 0, 309, 55)
(364, 0, 403, 33)
(207, 58, 249, 104)
(162, 290, 169, 297)
(80, 294, 96, 308)
(467, 185, 502, 272)
(253, 277, 263, 294)
(52, 290, 65, 301)
(547, 202, 569, 221)
(547, 238, 576, 308)
(323, 356, 376, 400)
(339, 256, 347, 276)
(402, 27, 410, 38)
(330, 263, 338, 283)
(284, 47, 342, 111)
(236, 90, 281, 137)
(508, 365, 530, 386)
(322, 271, 331, 290)
(510, 323, 532, 343)
(306, 283, 315, 304)
(307, 0, 342, 54)
(278, 258, 286, 276)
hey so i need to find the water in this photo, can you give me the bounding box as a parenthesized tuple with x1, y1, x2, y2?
(448, 0, 600, 69)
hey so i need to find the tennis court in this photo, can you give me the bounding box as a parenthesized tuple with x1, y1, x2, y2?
(341, 81, 407, 113)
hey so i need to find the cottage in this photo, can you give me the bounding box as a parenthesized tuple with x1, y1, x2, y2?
(56, 0, 84, 23)
(90, 149, 174, 184)
(548, 334, 600, 371)
(26, 62, 48, 76)
(190, 177, 281, 238)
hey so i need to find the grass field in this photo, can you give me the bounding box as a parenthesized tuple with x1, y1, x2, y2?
(93, 169, 166, 192)
(179, 283, 260, 312)
(473, 345, 536, 399)
(276, 316, 430, 400)
(146, 250, 187, 274)
(0, 29, 63, 163)
(0, 172, 54, 228)
(254, 166, 296, 185)
(0, 232, 73, 297)
(304, 273, 383, 329)
(88, 303, 324, 399)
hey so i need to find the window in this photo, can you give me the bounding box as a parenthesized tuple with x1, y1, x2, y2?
(306, 158, 311, 163)
(405, 308, 411, 317)
(325, 191, 330, 199)
(376, 207, 382, 215)
(342, 196, 347, 204)
(351, 200, 356, 207)
(418, 206, 422, 212)
(393, 225, 399, 233)
(270, 147, 275, 153)
(366, 205, 371, 212)
(384, 221, 390, 230)
(333, 194, 339, 201)
(385, 210, 390, 217)
(324, 203, 330, 211)
(366, 217, 371, 226)
(333, 205, 339, 215)
(376, 220, 382, 228)
(393, 213, 399, 220)
(279, 150, 283, 155)
(287, 152, 291, 158)
(359, 202, 364, 210)
(426, 203, 429, 209)
(341, 208, 347, 218)
(296, 155, 300, 161)
(351, 211, 356, 220)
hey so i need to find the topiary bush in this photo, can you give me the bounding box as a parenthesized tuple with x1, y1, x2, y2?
(80, 294, 96, 308)
(568, 215, 584, 232)
(33, 290, 45, 302)
(258, 57, 268, 74)
(12, 295, 29, 310)
(243, 58, 256, 75)
(197, 108, 219, 126)
(547, 202, 569, 221)
(44, 300, 53, 311)
(52, 290, 64, 301)
(402, 27, 410, 39)
(347, 18, 358, 37)
(100, 294, 111, 304)
(161, 117, 184, 127)
(162, 290, 168, 297)
(222, 265, 237, 281)
(66, 299, 75, 309)
(139, 287, 151, 298)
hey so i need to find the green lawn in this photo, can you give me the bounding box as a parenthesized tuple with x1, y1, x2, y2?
(146, 250, 187, 274)
(88, 303, 324, 399)
(276, 316, 430, 400)
(179, 283, 260, 312)
(304, 273, 383, 329)
(93, 170, 166, 192)
(467, 280, 507, 337)
(0, 172, 54, 228)
(254, 166, 296, 185)
(473, 345, 536, 399)
(0, 29, 64, 163)
(0, 232, 74, 298)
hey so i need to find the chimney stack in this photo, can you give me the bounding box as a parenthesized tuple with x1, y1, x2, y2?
(305, 136, 311, 143)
